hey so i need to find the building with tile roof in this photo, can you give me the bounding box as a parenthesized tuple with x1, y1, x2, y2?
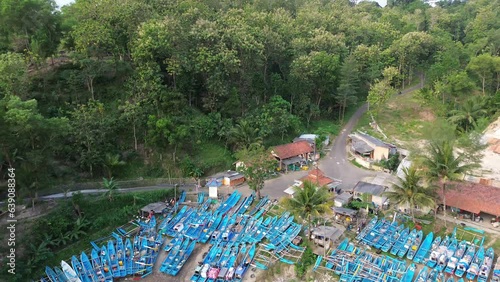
(439, 182, 500, 217)
(271, 140, 314, 172)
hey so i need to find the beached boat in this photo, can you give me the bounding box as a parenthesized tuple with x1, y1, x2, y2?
(165, 235, 184, 252)
(398, 229, 420, 258)
(61, 260, 82, 282)
(71, 255, 89, 282)
(492, 256, 500, 282)
(428, 237, 449, 269)
(107, 240, 120, 278)
(466, 245, 485, 280)
(445, 277, 454, 282)
(100, 245, 114, 278)
(415, 265, 429, 282)
(115, 237, 127, 277)
(381, 225, 404, 252)
(413, 232, 433, 264)
(234, 244, 256, 281)
(355, 217, 378, 241)
(90, 248, 108, 282)
(428, 268, 441, 282)
(436, 238, 457, 272)
(326, 238, 349, 269)
(455, 244, 475, 277)
(390, 227, 410, 256)
(80, 251, 98, 282)
(445, 240, 467, 274)
(402, 263, 416, 282)
(407, 230, 426, 260)
(45, 266, 61, 282)
(124, 238, 133, 276)
(54, 267, 68, 282)
(477, 247, 494, 282)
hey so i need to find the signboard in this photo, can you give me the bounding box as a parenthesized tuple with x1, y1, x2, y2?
(209, 186, 218, 198)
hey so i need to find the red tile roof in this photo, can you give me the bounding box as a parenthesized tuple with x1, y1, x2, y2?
(439, 182, 500, 216)
(272, 141, 313, 160)
(300, 168, 335, 186)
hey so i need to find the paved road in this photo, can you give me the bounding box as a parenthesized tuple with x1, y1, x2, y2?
(318, 104, 376, 191)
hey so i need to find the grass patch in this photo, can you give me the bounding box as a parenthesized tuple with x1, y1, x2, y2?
(350, 159, 363, 168)
(356, 93, 437, 146)
(192, 142, 235, 175)
(308, 119, 341, 136)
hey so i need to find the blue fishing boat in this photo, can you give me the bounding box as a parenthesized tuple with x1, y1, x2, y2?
(124, 238, 134, 275)
(100, 245, 114, 278)
(53, 267, 67, 282)
(381, 225, 405, 252)
(390, 227, 409, 256)
(326, 238, 349, 269)
(162, 238, 190, 274)
(115, 237, 127, 277)
(355, 216, 378, 241)
(107, 240, 120, 278)
(436, 238, 457, 272)
(407, 230, 425, 260)
(402, 263, 415, 282)
(45, 266, 60, 282)
(413, 232, 433, 263)
(80, 251, 97, 282)
(446, 277, 454, 282)
(398, 229, 419, 258)
(60, 260, 82, 282)
(428, 236, 449, 268)
(70, 255, 88, 282)
(427, 268, 439, 281)
(160, 236, 185, 273)
(165, 235, 184, 252)
(455, 244, 475, 277)
(223, 243, 244, 281)
(90, 248, 108, 282)
(415, 265, 429, 282)
(217, 245, 241, 281)
(492, 256, 500, 282)
(445, 240, 467, 274)
(170, 240, 197, 276)
(466, 245, 485, 280)
(234, 244, 256, 281)
(477, 247, 494, 282)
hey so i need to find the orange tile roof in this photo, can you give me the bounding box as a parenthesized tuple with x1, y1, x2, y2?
(439, 182, 500, 216)
(273, 141, 313, 160)
(300, 168, 335, 186)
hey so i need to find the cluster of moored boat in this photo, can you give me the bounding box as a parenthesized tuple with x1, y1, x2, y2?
(315, 216, 500, 282)
(41, 190, 304, 282)
(42, 210, 162, 282)
(159, 190, 304, 281)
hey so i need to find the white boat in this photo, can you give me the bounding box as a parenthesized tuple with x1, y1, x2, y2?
(61, 260, 82, 282)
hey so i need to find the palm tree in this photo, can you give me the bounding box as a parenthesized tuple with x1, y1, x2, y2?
(228, 120, 262, 150)
(384, 167, 436, 223)
(102, 177, 119, 201)
(103, 153, 126, 178)
(447, 96, 487, 132)
(283, 180, 333, 238)
(422, 140, 478, 225)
